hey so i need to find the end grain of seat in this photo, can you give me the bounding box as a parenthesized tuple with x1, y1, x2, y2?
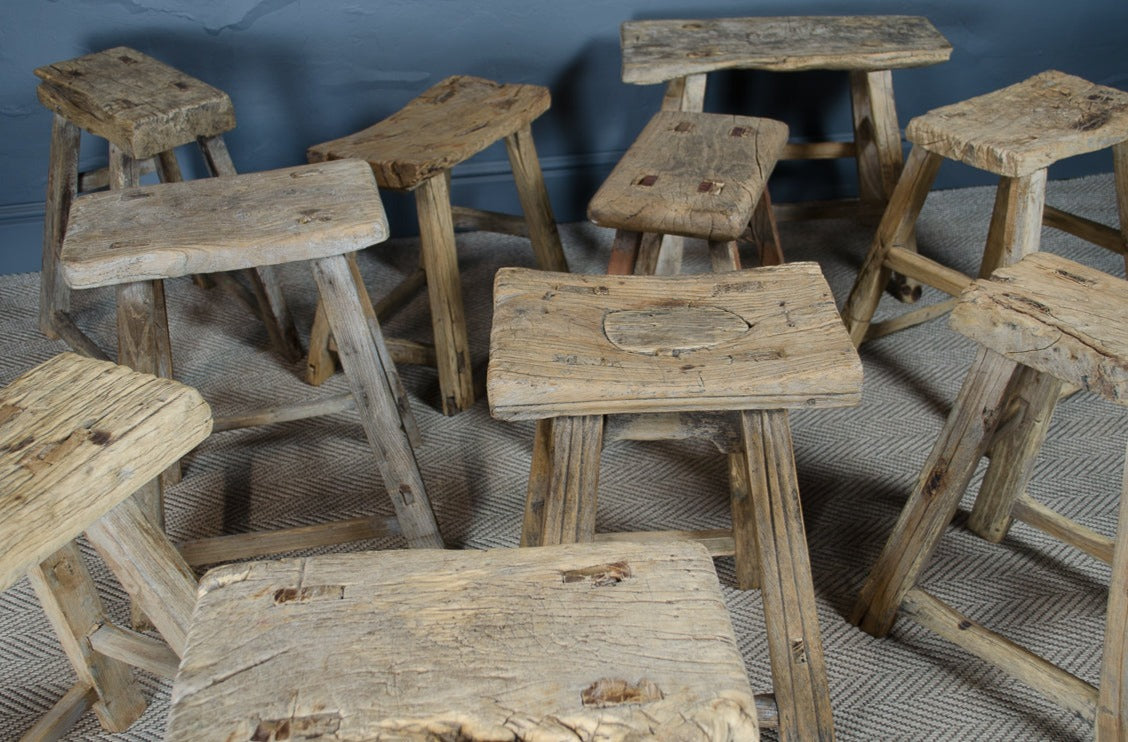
(167, 541, 760, 741)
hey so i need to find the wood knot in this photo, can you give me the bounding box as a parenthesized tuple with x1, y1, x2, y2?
(251, 711, 341, 741)
(581, 678, 663, 707)
(562, 561, 632, 586)
(273, 585, 345, 604)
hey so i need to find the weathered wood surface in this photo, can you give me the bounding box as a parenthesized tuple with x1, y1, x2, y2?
(39, 114, 80, 339)
(907, 71, 1128, 177)
(949, 252, 1128, 406)
(61, 160, 387, 289)
(308, 76, 550, 190)
(588, 111, 787, 241)
(167, 542, 759, 741)
(0, 353, 211, 593)
(35, 46, 235, 159)
(488, 264, 862, 420)
(1097, 440, 1128, 739)
(621, 16, 951, 84)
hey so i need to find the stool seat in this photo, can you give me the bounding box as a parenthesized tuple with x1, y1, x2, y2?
(949, 251, 1128, 404)
(35, 46, 236, 160)
(907, 71, 1128, 177)
(0, 353, 211, 593)
(588, 111, 787, 241)
(60, 159, 385, 289)
(308, 75, 550, 190)
(488, 263, 862, 420)
(166, 541, 759, 740)
(621, 15, 951, 84)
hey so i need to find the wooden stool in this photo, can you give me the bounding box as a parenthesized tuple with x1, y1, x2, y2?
(621, 15, 952, 274)
(842, 71, 1128, 346)
(852, 253, 1128, 736)
(589, 110, 788, 274)
(35, 46, 302, 366)
(0, 353, 209, 738)
(488, 266, 863, 741)
(167, 541, 760, 740)
(306, 75, 569, 415)
(60, 159, 444, 562)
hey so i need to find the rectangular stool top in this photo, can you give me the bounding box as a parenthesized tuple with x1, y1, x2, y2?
(907, 71, 1128, 177)
(167, 541, 759, 741)
(61, 159, 387, 289)
(950, 252, 1128, 407)
(588, 112, 788, 241)
(0, 353, 211, 592)
(308, 75, 550, 191)
(488, 264, 862, 421)
(35, 46, 236, 159)
(622, 16, 952, 85)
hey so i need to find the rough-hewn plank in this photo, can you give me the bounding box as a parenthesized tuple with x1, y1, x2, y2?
(907, 71, 1128, 177)
(167, 542, 759, 741)
(588, 111, 787, 241)
(308, 76, 550, 190)
(622, 16, 951, 84)
(61, 160, 387, 289)
(488, 264, 862, 420)
(35, 46, 235, 159)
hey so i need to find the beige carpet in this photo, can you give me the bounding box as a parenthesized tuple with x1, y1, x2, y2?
(1, 173, 1125, 740)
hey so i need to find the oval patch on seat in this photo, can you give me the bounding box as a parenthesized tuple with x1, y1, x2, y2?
(603, 306, 750, 355)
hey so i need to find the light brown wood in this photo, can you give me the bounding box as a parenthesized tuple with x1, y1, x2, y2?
(488, 264, 862, 420)
(39, 114, 80, 340)
(606, 229, 643, 275)
(539, 415, 603, 545)
(588, 111, 788, 241)
(742, 410, 834, 741)
(901, 588, 1098, 721)
(853, 347, 1018, 636)
(980, 170, 1048, 276)
(949, 252, 1128, 406)
(309, 76, 550, 190)
(167, 542, 760, 741)
(18, 682, 97, 742)
(602, 410, 743, 453)
(0, 353, 211, 592)
(592, 528, 736, 555)
(851, 70, 904, 205)
(1012, 494, 1114, 565)
(750, 191, 785, 266)
(505, 124, 568, 272)
(34, 46, 235, 159)
(882, 246, 972, 298)
(27, 543, 146, 733)
(179, 515, 401, 567)
(1097, 440, 1128, 740)
(906, 71, 1128, 178)
(311, 254, 444, 548)
(1115, 141, 1128, 275)
(661, 73, 707, 113)
(621, 16, 951, 84)
(1042, 204, 1127, 255)
(212, 392, 355, 432)
(654, 72, 708, 272)
(89, 623, 180, 679)
(520, 418, 554, 547)
(841, 145, 943, 345)
(451, 205, 530, 236)
(728, 450, 759, 590)
(62, 160, 387, 288)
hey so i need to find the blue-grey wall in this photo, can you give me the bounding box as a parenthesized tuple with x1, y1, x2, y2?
(1, 1, 1124, 274)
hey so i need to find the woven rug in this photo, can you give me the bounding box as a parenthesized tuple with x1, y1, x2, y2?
(0, 173, 1125, 740)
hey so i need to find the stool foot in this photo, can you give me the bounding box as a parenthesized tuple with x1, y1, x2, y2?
(741, 409, 834, 741)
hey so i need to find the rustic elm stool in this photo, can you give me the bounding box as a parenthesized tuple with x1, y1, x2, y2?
(852, 253, 1128, 737)
(620, 15, 952, 274)
(0, 353, 210, 738)
(305, 75, 569, 415)
(842, 71, 1128, 346)
(589, 110, 788, 274)
(60, 159, 444, 563)
(35, 46, 301, 366)
(488, 266, 863, 741)
(166, 541, 760, 740)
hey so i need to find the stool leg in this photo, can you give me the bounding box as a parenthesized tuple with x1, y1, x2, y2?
(968, 367, 1062, 542)
(708, 240, 741, 273)
(850, 70, 920, 303)
(1112, 141, 1128, 275)
(538, 415, 603, 546)
(852, 347, 1018, 637)
(740, 409, 834, 741)
(416, 173, 475, 415)
(199, 134, 304, 363)
(306, 296, 336, 385)
(728, 451, 760, 590)
(311, 253, 443, 548)
(505, 124, 568, 272)
(750, 190, 785, 266)
(521, 418, 555, 546)
(27, 542, 146, 732)
(980, 170, 1048, 277)
(1097, 440, 1128, 740)
(607, 230, 643, 275)
(40, 113, 80, 340)
(841, 145, 942, 346)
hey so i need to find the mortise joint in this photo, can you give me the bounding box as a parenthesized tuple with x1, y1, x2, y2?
(636, 174, 658, 187)
(582, 678, 663, 707)
(698, 180, 723, 195)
